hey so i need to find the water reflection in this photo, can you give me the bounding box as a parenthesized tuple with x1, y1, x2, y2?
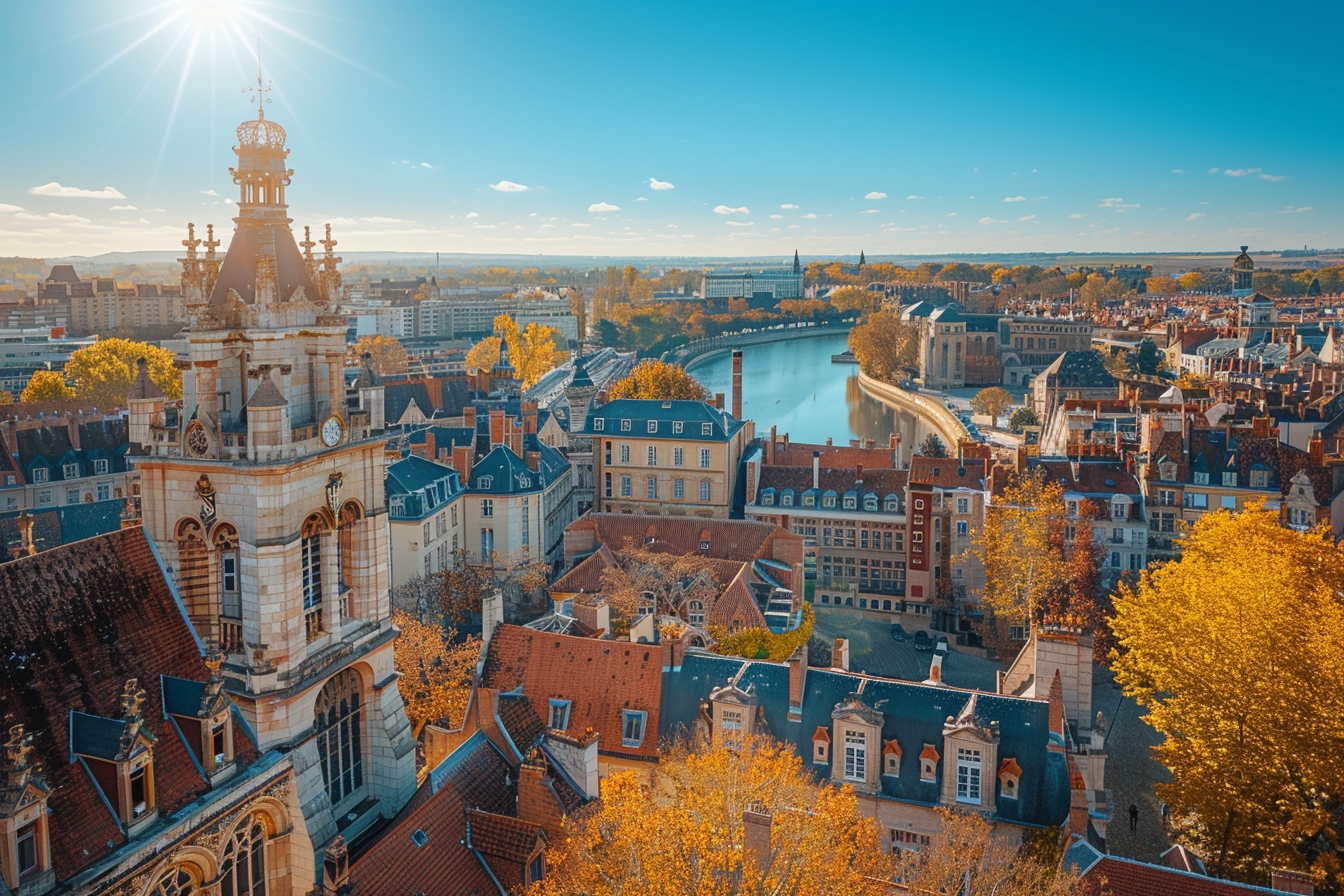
(690, 332, 934, 461)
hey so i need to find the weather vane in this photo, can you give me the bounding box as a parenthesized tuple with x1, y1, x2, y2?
(242, 38, 272, 119)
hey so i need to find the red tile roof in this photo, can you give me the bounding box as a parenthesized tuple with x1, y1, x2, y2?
(909, 457, 988, 489)
(755, 465, 909, 497)
(568, 513, 782, 562)
(482, 625, 665, 759)
(0, 527, 258, 879)
(467, 808, 544, 863)
(1077, 856, 1288, 896)
(351, 733, 515, 896)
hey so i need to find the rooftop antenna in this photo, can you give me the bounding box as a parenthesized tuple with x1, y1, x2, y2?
(243, 36, 272, 119)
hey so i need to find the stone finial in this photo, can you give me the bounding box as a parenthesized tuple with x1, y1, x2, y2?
(3, 725, 36, 791)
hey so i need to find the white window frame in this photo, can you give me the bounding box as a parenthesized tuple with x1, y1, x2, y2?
(955, 747, 981, 804)
(621, 710, 647, 747)
(843, 730, 866, 782)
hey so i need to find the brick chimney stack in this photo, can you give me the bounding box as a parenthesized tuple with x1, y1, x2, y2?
(731, 349, 743, 419)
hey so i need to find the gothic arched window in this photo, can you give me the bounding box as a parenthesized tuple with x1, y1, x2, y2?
(213, 523, 241, 622)
(315, 669, 363, 808)
(220, 818, 268, 896)
(150, 866, 199, 896)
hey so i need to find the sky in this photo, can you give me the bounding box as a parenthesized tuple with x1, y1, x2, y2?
(1, 0, 1341, 259)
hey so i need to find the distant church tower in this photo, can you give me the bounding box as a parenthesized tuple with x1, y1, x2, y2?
(1232, 245, 1254, 298)
(131, 75, 414, 851)
(858, 250, 866, 268)
(792, 249, 801, 276)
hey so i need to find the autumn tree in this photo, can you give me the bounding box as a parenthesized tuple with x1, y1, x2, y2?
(464, 334, 502, 372)
(606, 360, 711, 402)
(1178, 271, 1206, 292)
(827, 285, 879, 314)
(529, 735, 894, 896)
(778, 298, 831, 317)
(62, 338, 182, 407)
(598, 545, 721, 626)
(0, 391, 12, 406)
(970, 386, 1012, 424)
(847, 310, 920, 382)
(893, 808, 1078, 895)
(20, 370, 75, 403)
(495, 314, 562, 388)
(350, 334, 408, 377)
(1110, 505, 1344, 890)
(711, 603, 815, 663)
(391, 609, 480, 738)
(440, 550, 551, 626)
(1144, 275, 1182, 295)
(1009, 406, 1041, 431)
(971, 470, 1067, 627)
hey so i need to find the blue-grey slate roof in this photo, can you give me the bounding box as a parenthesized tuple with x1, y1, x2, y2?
(467, 439, 569, 496)
(583, 399, 745, 441)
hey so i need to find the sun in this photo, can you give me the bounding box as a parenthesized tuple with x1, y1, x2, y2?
(185, 0, 247, 30)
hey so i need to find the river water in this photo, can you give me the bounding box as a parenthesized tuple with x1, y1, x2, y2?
(688, 331, 936, 462)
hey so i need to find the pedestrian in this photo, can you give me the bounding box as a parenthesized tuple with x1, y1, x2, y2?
(1129, 803, 1139, 833)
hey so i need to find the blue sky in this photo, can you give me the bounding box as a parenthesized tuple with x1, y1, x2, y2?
(1, 0, 1340, 258)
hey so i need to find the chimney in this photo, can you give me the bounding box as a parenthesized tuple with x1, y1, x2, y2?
(714, 392, 725, 410)
(825, 437, 832, 446)
(463, 404, 477, 430)
(453, 444, 474, 485)
(573, 597, 610, 635)
(743, 807, 773, 874)
(768, 425, 777, 464)
(787, 644, 807, 721)
(1310, 433, 1324, 467)
(322, 837, 350, 896)
(489, 408, 505, 448)
(812, 451, 820, 490)
(855, 464, 864, 484)
(731, 349, 743, 419)
(924, 653, 944, 686)
(481, 589, 504, 649)
(1269, 869, 1316, 895)
(526, 450, 541, 472)
(831, 637, 849, 671)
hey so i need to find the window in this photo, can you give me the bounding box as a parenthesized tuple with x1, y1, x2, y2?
(674, 479, 684, 499)
(1194, 472, 1210, 485)
(548, 699, 571, 731)
(673, 447, 684, 466)
(956, 520, 968, 536)
(592, 417, 604, 431)
(782, 491, 794, 507)
(647, 446, 657, 465)
(62, 462, 79, 479)
(620, 475, 632, 497)
(528, 854, 545, 886)
(31, 467, 47, 483)
(94, 458, 109, 474)
(1222, 472, 1237, 487)
(956, 497, 969, 514)
(843, 730, 866, 782)
(647, 477, 657, 499)
(701, 423, 713, 435)
(1250, 469, 1269, 489)
(688, 599, 704, 625)
(67, 488, 80, 504)
(673, 421, 684, 434)
(955, 747, 981, 803)
(620, 419, 631, 432)
(150, 867, 198, 896)
(1186, 493, 1208, 510)
(699, 448, 711, 468)
(619, 444, 631, 464)
(129, 765, 150, 817)
(423, 522, 431, 544)
(1221, 495, 1237, 510)
(843, 495, 856, 510)
(220, 819, 267, 896)
(301, 522, 323, 611)
(97, 481, 111, 501)
(699, 480, 711, 502)
(480, 527, 494, 560)
(604, 472, 612, 498)
(481, 499, 493, 517)
(647, 420, 658, 433)
(15, 820, 39, 880)
(315, 669, 364, 808)
(1111, 502, 1127, 520)
(221, 551, 240, 616)
(621, 710, 647, 747)
(521, 499, 530, 547)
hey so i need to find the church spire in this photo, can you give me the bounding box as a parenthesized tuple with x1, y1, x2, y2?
(793, 249, 801, 275)
(858, 250, 866, 267)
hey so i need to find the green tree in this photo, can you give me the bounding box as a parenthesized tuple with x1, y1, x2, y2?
(1111, 505, 1344, 890)
(970, 387, 1012, 424)
(1127, 338, 1164, 376)
(1009, 406, 1040, 431)
(918, 433, 948, 458)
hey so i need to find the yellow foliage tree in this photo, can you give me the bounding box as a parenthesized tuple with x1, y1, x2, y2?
(494, 314, 561, 389)
(464, 335, 502, 372)
(0, 391, 12, 406)
(1111, 505, 1344, 890)
(970, 470, 1067, 627)
(711, 603, 814, 663)
(847, 310, 920, 382)
(606, 360, 710, 402)
(970, 386, 1013, 424)
(20, 370, 74, 403)
(64, 338, 182, 407)
(528, 735, 894, 896)
(828, 285, 879, 314)
(1178, 271, 1206, 292)
(893, 807, 1077, 895)
(391, 609, 481, 739)
(351, 334, 408, 377)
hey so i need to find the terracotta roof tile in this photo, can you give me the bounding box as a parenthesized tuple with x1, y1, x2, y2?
(498, 693, 546, 753)
(569, 513, 780, 562)
(1077, 856, 1287, 896)
(482, 625, 664, 759)
(466, 808, 544, 864)
(909, 457, 988, 489)
(756, 466, 909, 497)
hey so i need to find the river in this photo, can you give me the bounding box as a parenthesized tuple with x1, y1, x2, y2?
(688, 331, 937, 463)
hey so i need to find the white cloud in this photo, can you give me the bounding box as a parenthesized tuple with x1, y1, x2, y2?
(28, 182, 126, 199)
(714, 205, 749, 215)
(906, 195, 924, 200)
(224, 198, 234, 205)
(1224, 168, 1257, 177)
(1186, 212, 1207, 221)
(649, 177, 674, 190)
(634, 197, 648, 201)
(490, 180, 529, 192)
(146, 208, 164, 212)
(139, 217, 150, 224)
(770, 214, 784, 219)
(48, 212, 92, 223)
(1068, 213, 1087, 219)
(862, 209, 880, 214)
(945, 212, 958, 218)
(1172, 169, 1185, 174)
(572, 223, 591, 227)
(780, 203, 799, 209)
(361, 216, 406, 224)
(1018, 214, 1036, 221)
(0, 204, 23, 213)
(1259, 172, 1284, 182)
(1278, 206, 1312, 214)
(864, 191, 887, 200)
(588, 202, 620, 212)
(200, 189, 220, 197)
(787, 224, 800, 229)
(724, 221, 755, 227)
(1003, 195, 1027, 203)
(1098, 197, 1139, 209)
(420, 162, 434, 169)
(1208, 167, 1221, 174)
(801, 213, 817, 219)
(109, 204, 136, 211)
(466, 211, 479, 218)
(979, 217, 1006, 225)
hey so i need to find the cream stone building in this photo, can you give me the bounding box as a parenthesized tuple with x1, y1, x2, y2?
(129, 90, 415, 858)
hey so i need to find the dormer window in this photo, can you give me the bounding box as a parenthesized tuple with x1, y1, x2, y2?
(94, 458, 109, 474)
(1111, 500, 1127, 520)
(1250, 468, 1270, 490)
(673, 421, 684, 434)
(621, 710, 647, 748)
(955, 747, 982, 804)
(0, 725, 53, 894)
(884, 495, 899, 512)
(620, 419, 631, 432)
(822, 494, 836, 509)
(701, 423, 713, 435)
(592, 418, 604, 431)
(802, 493, 815, 507)
(781, 491, 793, 507)
(647, 420, 658, 433)
(1222, 472, 1237, 487)
(863, 495, 878, 512)
(760, 489, 775, 506)
(883, 739, 902, 777)
(919, 744, 939, 782)
(1194, 472, 1209, 485)
(31, 467, 47, 484)
(62, 462, 79, 480)
(843, 495, 856, 510)
(548, 699, 571, 732)
(842, 729, 867, 782)
(812, 727, 830, 764)
(71, 679, 159, 833)
(1159, 462, 1176, 481)
(163, 669, 235, 782)
(998, 757, 1022, 800)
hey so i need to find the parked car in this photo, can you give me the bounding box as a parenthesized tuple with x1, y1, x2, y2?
(890, 623, 908, 642)
(913, 630, 933, 651)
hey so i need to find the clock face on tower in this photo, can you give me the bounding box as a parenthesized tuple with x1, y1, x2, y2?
(321, 415, 344, 447)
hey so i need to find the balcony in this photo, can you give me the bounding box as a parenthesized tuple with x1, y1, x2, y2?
(305, 607, 324, 642)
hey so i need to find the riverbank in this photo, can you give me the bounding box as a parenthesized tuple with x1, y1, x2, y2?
(673, 319, 857, 371)
(855, 370, 971, 448)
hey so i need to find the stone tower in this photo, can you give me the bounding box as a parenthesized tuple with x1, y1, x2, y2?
(1232, 245, 1254, 298)
(132, 83, 411, 851)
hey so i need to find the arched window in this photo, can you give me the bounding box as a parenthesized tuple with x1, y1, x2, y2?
(220, 818, 268, 896)
(338, 502, 364, 618)
(688, 600, 705, 625)
(302, 513, 328, 639)
(315, 669, 363, 809)
(150, 866, 199, 896)
(213, 524, 241, 641)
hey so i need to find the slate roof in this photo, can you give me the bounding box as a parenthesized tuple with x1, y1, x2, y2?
(1040, 351, 1117, 389)
(385, 455, 464, 520)
(0, 501, 126, 553)
(207, 220, 318, 307)
(659, 653, 1070, 829)
(755, 467, 909, 503)
(0, 527, 258, 878)
(9, 419, 130, 482)
(483, 624, 665, 760)
(467, 440, 569, 495)
(244, 374, 287, 409)
(351, 732, 515, 896)
(583, 398, 746, 441)
(386, 381, 435, 424)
